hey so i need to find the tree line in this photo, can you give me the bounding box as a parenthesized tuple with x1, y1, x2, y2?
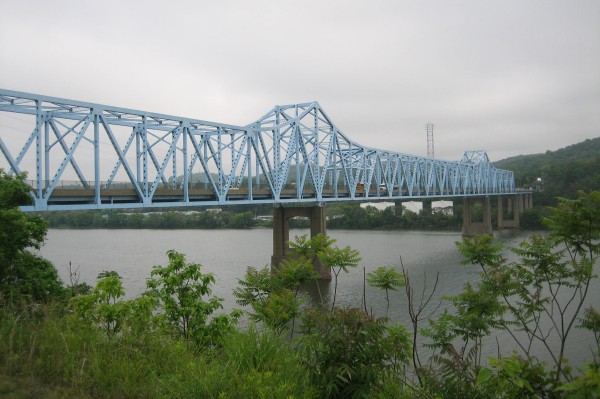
(43, 208, 260, 229)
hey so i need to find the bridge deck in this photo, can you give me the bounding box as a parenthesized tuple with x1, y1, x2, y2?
(20, 184, 521, 211)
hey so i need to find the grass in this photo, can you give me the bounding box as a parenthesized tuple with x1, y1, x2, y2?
(0, 306, 315, 398)
(0, 373, 89, 399)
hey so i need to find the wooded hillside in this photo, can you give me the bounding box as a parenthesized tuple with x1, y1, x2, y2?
(495, 137, 600, 205)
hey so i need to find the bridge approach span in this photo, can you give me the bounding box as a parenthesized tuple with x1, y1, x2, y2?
(0, 89, 515, 212)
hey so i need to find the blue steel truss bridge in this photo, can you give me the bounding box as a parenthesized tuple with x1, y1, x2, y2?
(0, 89, 516, 212)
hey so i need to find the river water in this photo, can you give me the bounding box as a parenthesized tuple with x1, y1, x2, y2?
(39, 228, 598, 368)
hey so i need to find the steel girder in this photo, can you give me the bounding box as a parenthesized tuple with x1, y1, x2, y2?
(0, 89, 515, 211)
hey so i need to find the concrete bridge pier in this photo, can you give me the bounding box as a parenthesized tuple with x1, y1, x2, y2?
(271, 206, 331, 279)
(462, 196, 492, 237)
(394, 201, 403, 217)
(422, 200, 432, 215)
(497, 195, 520, 229)
(517, 195, 524, 214)
(525, 193, 533, 210)
(516, 193, 534, 212)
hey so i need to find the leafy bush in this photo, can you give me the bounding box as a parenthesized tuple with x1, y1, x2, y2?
(300, 307, 410, 398)
(234, 259, 317, 333)
(367, 266, 405, 314)
(418, 191, 600, 397)
(146, 250, 240, 346)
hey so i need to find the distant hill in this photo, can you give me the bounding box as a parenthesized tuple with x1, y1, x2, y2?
(495, 137, 600, 168)
(494, 137, 600, 205)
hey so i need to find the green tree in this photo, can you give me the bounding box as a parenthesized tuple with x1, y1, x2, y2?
(274, 257, 319, 296)
(475, 356, 552, 399)
(420, 191, 600, 396)
(556, 363, 600, 398)
(0, 171, 46, 272)
(580, 306, 600, 352)
(70, 271, 132, 338)
(230, 211, 256, 228)
(319, 241, 361, 310)
(8, 252, 65, 303)
(290, 233, 361, 310)
(146, 250, 239, 346)
(0, 170, 64, 303)
(233, 265, 292, 332)
(233, 266, 273, 310)
(300, 307, 410, 398)
(367, 266, 405, 315)
(233, 259, 317, 334)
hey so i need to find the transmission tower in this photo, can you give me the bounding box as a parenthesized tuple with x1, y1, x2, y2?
(426, 122, 435, 159)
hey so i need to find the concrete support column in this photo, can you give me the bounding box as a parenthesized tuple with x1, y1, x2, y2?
(497, 196, 504, 229)
(483, 196, 491, 228)
(462, 196, 493, 237)
(272, 207, 286, 262)
(462, 198, 471, 236)
(310, 206, 327, 243)
(394, 201, 403, 217)
(271, 206, 331, 279)
(513, 197, 520, 227)
(422, 200, 432, 215)
(497, 195, 519, 229)
(517, 195, 524, 215)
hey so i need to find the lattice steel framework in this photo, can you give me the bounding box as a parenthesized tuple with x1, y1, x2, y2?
(0, 89, 515, 211)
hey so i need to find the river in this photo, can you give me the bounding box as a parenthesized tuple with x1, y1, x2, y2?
(38, 228, 598, 368)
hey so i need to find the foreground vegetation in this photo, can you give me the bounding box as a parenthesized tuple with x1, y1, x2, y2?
(1, 169, 600, 398)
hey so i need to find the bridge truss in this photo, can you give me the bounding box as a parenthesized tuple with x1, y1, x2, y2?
(0, 89, 515, 211)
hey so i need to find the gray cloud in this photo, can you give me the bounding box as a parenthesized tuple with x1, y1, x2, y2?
(1, 0, 598, 162)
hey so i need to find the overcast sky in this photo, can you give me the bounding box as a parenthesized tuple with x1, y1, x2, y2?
(1, 0, 599, 163)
